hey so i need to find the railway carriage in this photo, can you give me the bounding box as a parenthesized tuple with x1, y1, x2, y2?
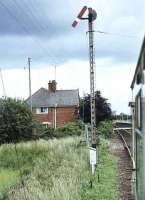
(131, 36, 145, 200)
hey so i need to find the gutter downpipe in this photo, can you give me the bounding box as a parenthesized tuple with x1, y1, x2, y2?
(54, 104, 57, 130)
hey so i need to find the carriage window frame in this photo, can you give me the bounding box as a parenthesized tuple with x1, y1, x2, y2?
(136, 72, 142, 85)
(135, 90, 142, 130)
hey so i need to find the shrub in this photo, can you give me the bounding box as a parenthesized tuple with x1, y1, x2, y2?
(40, 126, 55, 139)
(38, 121, 84, 139)
(96, 121, 113, 138)
(0, 98, 37, 144)
(54, 121, 84, 138)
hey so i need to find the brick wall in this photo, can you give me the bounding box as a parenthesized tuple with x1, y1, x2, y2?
(32, 107, 52, 124)
(55, 107, 78, 127)
(32, 107, 79, 128)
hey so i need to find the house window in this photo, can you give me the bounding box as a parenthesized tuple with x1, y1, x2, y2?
(135, 90, 142, 130)
(36, 107, 48, 114)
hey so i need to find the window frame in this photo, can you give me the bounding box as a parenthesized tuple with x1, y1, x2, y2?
(135, 90, 142, 130)
(36, 107, 48, 114)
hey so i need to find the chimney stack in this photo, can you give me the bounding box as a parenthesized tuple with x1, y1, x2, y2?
(48, 80, 57, 92)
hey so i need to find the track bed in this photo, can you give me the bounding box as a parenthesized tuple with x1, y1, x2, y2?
(110, 134, 133, 200)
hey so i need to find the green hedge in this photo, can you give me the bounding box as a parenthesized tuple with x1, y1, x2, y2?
(39, 121, 113, 140)
(40, 121, 84, 139)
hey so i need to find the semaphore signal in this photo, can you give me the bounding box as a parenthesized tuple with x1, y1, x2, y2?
(72, 6, 99, 175)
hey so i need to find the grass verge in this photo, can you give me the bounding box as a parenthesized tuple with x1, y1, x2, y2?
(0, 137, 119, 200)
(82, 139, 119, 200)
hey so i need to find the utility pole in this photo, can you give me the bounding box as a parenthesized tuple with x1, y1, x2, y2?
(28, 57, 32, 112)
(72, 6, 98, 175)
(0, 68, 6, 97)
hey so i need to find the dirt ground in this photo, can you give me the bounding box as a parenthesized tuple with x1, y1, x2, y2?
(110, 134, 134, 200)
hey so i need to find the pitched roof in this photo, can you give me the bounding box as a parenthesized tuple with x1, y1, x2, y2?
(26, 87, 79, 107)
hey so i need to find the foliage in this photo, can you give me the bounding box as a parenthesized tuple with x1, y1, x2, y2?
(0, 97, 84, 143)
(80, 91, 112, 124)
(39, 126, 55, 139)
(54, 121, 84, 138)
(0, 98, 37, 143)
(0, 137, 119, 200)
(39, 121, 84, 139)
(97, 121, 113, 138)
(82, 138, 119, 200)
(112, 112, 131, 121)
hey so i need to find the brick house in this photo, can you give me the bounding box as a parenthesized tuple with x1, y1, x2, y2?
(26, 80, 79, 128)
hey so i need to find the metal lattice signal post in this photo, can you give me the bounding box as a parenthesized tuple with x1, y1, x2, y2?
(72, 6, 97, 147)
(88, 10, 97, 148)
(72, 6, 98, 174)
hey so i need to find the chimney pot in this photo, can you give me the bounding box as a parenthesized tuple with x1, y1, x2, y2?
(48, 80, 57, 92)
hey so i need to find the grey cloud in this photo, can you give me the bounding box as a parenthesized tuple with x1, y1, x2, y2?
(0, 0, 144, 68)
(0, 0, 73, 37)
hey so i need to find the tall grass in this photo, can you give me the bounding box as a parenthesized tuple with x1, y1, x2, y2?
(8, 137, 90, 200)
(0, 136, 119, 200)
(0, 140, 51, 199)
(0, 169, 19, 198)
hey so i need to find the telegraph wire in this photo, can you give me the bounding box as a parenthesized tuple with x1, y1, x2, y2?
(12, 0, 65, 65)
(0, 1, 59, 65)
(10, 0, 58, 64)
(24, 0, 52, 33)
(12, 0, 47, 35)
(0, 2, 53, 198)
(0, 1, 30, 36)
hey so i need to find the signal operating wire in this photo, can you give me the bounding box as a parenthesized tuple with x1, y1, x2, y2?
(95, 30, 138, 38)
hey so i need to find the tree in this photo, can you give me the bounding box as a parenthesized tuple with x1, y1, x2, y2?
(80, 91, 112, 124)
(0, 98, 36, 143)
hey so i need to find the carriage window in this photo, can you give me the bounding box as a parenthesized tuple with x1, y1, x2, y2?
(136, 72, 142, 85)
(143, 52, 145, 69)
(135, 90, 142, 129)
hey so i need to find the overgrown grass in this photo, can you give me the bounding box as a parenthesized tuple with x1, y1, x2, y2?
(0, 169, 19, 198)
(0, 136, 119, 199)
(0, 140, 50, 199)
(82, 139, 118, 200)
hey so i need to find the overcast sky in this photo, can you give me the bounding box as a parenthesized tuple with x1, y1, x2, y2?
(0, 0, 145, 114)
